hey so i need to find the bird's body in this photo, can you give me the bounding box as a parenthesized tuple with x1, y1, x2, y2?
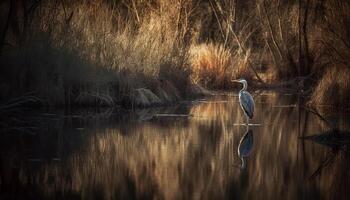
(233, 79, 255, 125)
(239, 91, 254, 119)
(238, 129, 254, 169)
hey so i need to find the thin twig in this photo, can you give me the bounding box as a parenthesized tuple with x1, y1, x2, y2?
(209, 0, 226, 43)
(228, 25, 264, 83)
(260, 1, 283, 60)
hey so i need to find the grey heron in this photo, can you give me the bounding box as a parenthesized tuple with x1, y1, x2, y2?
(232, 79, 255, 125)
(238, 128, 254, 169)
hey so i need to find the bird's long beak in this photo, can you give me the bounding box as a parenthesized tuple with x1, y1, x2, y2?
(231, 79, 240, 83)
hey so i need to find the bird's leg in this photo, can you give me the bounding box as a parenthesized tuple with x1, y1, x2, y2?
(246, 115, 249, 126)
(241, 157, 247, 170)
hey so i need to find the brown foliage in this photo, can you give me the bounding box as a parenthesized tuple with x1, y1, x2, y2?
(188, 43, 233, 89)
(1, 0, 350, 107)
(310, 65, 350, 108)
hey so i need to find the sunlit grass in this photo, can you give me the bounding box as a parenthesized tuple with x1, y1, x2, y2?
(189, 43, 233, 89)
(1, 0, 350, 107)
(0, 0, 191, 106)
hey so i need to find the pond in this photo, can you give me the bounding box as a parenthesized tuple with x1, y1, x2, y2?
(1, 92, 350, 200)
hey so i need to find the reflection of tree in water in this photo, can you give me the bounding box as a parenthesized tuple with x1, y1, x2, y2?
(1, 92, 350, 199)
(299, 99, 350, 200)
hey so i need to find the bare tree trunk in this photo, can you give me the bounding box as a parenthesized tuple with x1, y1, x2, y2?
(0, 1, 13, 55)
(228, 25, 265, 83)
(260, 1, 283, 61)
(266, 38, 278, 70)
(209, 0, 225, 42)
(298, 0, 302, 77)
(302, 0, 310, 75)
(277, 0, 297, 74)
(298, 0, 310, 76)
(130, 0, 140, 24)
(20, 0, 28, 45)
(233, 0, 237, 31)
(257, 1, 278, 75)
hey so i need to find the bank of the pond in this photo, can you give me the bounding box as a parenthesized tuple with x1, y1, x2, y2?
(130, 82, 211, 108)
(1, 0, 350, 113)
(0, 81, 212, 111)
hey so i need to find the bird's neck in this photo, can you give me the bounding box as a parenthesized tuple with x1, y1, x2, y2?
(240, 83, 247, 92)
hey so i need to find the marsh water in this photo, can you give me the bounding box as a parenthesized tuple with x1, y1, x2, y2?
(1, 92, 350, 200)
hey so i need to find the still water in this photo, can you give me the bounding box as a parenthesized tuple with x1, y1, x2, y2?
(1, 92, 350, 200)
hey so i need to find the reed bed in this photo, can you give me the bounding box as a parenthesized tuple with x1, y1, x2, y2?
(1, 0, 350, 107)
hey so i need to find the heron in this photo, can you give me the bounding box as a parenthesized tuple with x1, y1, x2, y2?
(232, 79, 255, 125)
(238, 128, 254, 169)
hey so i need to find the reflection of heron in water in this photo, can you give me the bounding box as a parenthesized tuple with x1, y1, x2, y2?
(232, 79, 255, 126)
(238, 127, 254, 169)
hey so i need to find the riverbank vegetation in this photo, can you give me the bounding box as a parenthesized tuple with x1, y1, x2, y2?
(0, 0, 349, 109)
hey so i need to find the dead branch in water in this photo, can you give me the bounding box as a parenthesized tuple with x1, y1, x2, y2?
(0, 93, 42, 112)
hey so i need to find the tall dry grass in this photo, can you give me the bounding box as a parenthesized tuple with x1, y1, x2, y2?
(307, 0, 350, 107)
(0, 0, 196, 107)
(1, 0, 350, 107)
(188, 43, 255, 89)
(189, 43, 232, 89)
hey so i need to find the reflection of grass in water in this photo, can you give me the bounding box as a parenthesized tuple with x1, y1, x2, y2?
(190, 97, 241, 125)
(11, 93, 350, 199)
(38, 122, 240, 199)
